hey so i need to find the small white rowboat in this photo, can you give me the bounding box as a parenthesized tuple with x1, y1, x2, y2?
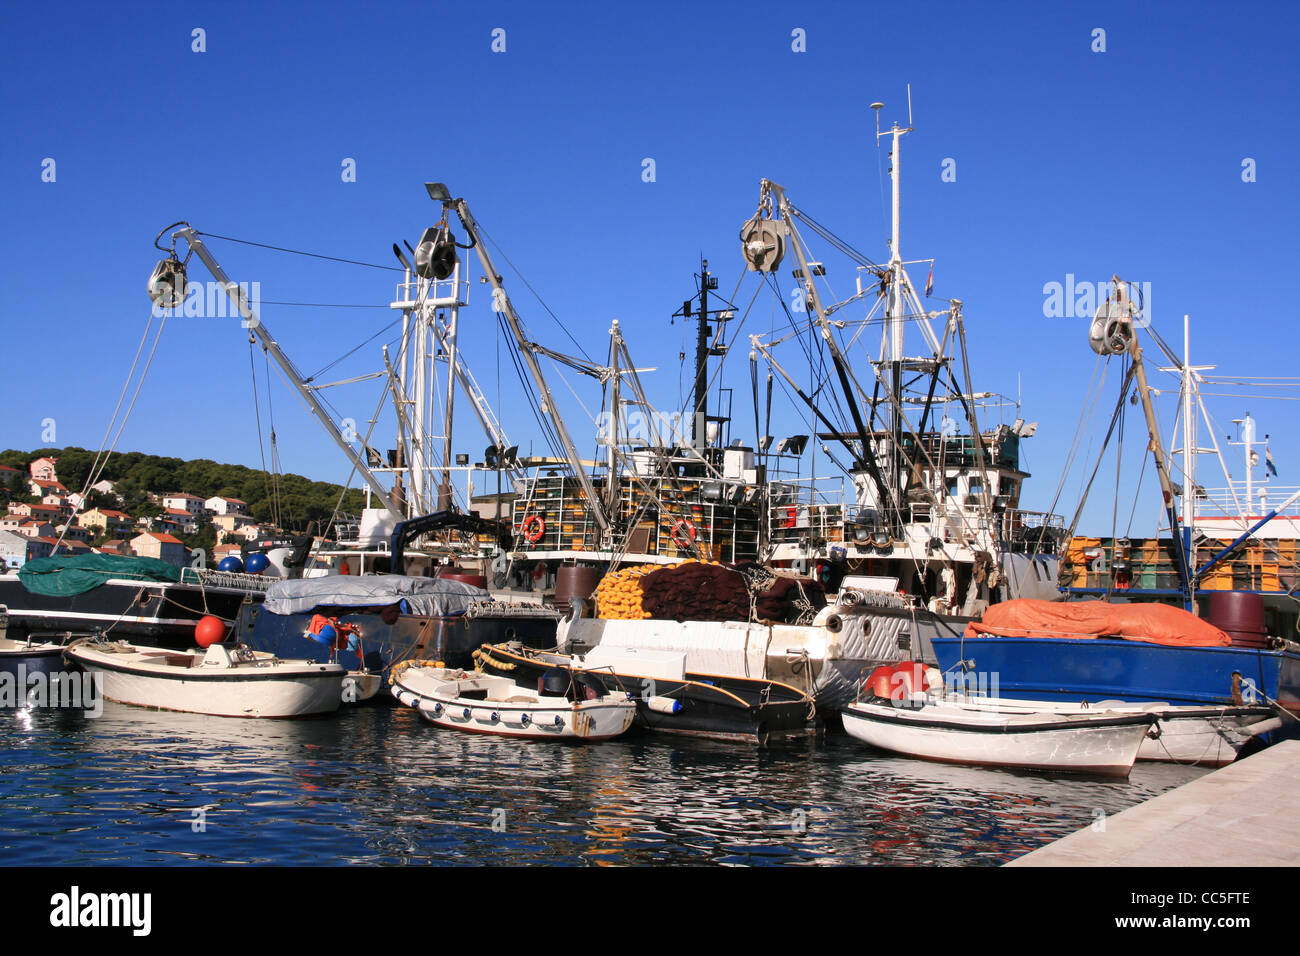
(842, 696, 1158, 777)
(391, 663, 636, 741)
(65, 639, 346, 718)
(936, 696, 1280, 767)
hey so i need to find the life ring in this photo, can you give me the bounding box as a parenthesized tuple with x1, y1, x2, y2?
(783, 506, 797, 529)
(522, 515, 545, 544)
(671, 518, 696, 548)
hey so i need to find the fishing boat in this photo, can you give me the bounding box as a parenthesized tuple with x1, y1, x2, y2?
(246, 573, 560, 684)
(944, 695, 1277, 767)
(933, 598, 1299, 736)
(501, 104, 1063, 708)
(64, 637, 346, 718)
(0, 554, 270, 650)
(390, 661, 636, 741)
(842, 692, 1157, 777)
(473, 640, 815, 744)
(932, 286, 1300, 737)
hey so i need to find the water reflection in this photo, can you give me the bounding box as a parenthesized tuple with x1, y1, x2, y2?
(0, 703, 1207, 866)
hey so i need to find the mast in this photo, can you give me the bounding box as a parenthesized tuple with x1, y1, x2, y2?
(695, 258, 710, 447)
(439, 302, 460, 510)
(1181, 314, 1196, 572)
(605, 319, 622, 516)
(1129, 335, 1194, 607)
(435, 185, 612, 538)
(673, 258, 729, 450)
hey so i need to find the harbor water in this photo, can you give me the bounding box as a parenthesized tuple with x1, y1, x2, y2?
(0, 701, 1208, 866)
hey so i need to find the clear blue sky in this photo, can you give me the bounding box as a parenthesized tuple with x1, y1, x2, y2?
(2, 0, 1297, 535)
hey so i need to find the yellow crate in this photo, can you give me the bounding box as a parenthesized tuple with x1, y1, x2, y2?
(1201, 566, 1234, 590)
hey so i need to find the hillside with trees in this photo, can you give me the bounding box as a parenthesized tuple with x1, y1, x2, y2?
(1, 447, 368, 536)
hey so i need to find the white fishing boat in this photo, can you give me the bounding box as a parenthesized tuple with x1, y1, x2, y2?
(64, 639, 346, 718)
(842, 694, 1157, 777)
(390, 662, 636, 741)
(935, 693, 1280, 767)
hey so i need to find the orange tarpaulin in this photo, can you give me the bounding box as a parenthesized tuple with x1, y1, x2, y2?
(964, 599, 1233, 647)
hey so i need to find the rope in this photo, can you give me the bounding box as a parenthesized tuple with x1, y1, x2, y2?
(194, 231, 402, 272)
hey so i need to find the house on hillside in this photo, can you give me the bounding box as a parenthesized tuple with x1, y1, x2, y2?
(131, 532, 187, 566)
(9, 502, 61, 525)
(2, 516, 56, 538)
(80, 507, 134, 537)
(90, 479, 118, 497)
(205, 496, 250, 516)
(212, 512, 257, 535)
(29, 478, 68, 498)
(155, 508, 199, 535)
(212, 542, 243, 565)
(162, 493, 206, 515)
(0, 529, 51, 569)
(29, 457, 59, 482)
(56, 524, 91, 545)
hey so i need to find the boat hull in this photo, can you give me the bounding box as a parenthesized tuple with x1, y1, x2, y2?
(392, 667, 635, 741)
(0, 573, 261, 648)
(0, 640, 68, 681)
(474, 643, 814, 743)
(842, 699, 1154, 777)
(924, 695, 1278, 767)
(66, 644, 345, 718)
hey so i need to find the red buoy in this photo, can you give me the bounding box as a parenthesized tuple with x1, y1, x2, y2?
(891, 660, 930, 697)
(195, 615, 226, 648)
(867, 665, 896, 699)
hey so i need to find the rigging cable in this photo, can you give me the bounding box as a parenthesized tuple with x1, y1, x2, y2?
(55, 310, 170, 551)
(193, 231, 403, 272)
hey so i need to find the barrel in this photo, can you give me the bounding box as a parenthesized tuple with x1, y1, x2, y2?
(1203, 591, 1269, 648)
(554, 565, 601, 612)
(441, 571, 488, 590)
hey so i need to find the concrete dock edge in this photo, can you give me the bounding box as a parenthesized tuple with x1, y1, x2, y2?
(1006, 740, 1300, 866)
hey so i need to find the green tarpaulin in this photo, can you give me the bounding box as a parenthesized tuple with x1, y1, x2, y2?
(18, 554, 184, 597)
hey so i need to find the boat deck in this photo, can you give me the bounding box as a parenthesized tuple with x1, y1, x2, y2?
(1006, 740, 1300, 866)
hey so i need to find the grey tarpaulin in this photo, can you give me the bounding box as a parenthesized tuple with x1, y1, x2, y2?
(262, 575, 487, 617)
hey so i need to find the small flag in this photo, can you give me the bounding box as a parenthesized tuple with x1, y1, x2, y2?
(925, 264, 934, 297)
(1266, 447, 1278, 477)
